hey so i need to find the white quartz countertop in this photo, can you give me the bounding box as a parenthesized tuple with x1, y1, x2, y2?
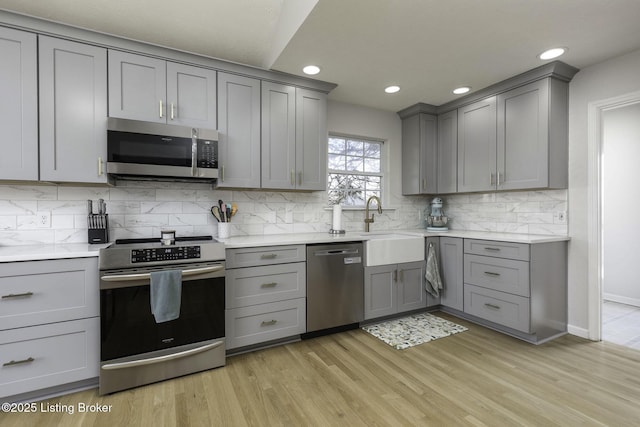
(0, 242, 110, 263)
(0, 230, 568, 262)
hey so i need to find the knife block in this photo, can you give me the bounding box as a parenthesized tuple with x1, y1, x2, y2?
(88, 214, 109, 244)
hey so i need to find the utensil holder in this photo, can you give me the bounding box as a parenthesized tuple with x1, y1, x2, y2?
(217, 222, 230, 239)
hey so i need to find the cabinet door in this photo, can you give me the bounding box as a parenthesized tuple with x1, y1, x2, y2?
(0, 27, 38, 181)
(397, 261, 427, 313)
(217, 73, 261, 188)
(39, 37, 108, 183)
(439, 237, 464, 311)
(261, 82, 296, 189)
(457, 97, 497, 192)
(401, 113, 437, 195)
(166, 62, 217, 129)
(108, 50, 166, 123)
(295, 88, 327, 190)
(364, 265, 396, 320)
(497, 79, 549, 190)
(437, 110, 458, 193)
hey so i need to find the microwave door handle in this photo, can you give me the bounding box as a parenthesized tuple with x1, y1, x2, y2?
(101, 265, 225, 282)
(191, 129, 198, 177)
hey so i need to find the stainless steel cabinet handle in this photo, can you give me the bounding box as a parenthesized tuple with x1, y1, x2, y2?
(260, 254, 278, 259)
(298, 171, 302, 186)
(484, 303, 501, 310)
(422, 179, 427, 191)
(261, 319, 277, 326)
(484, 271, 501, 277)
(159, 100, 164, 118)
(261, 282, 278, 288)
(101, 265, 224, 282)
(101, 341, 222, 370)
(98, 156, 103, 176)
(484, 247, 501, 252)
(170, 103, 175, 120)
(2, 292, 34, 299)
(290, 169, 295, 186)
(393, 269, 398, 282)
(489, 172, 494, 186)
(497, 172, 502, 186)
(3, 357, 34, 367)
(220, 165, 225, 182)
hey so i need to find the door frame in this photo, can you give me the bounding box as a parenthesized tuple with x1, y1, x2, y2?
(587, 90, 640, 341)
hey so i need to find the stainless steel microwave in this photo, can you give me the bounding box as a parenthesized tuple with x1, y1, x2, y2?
(107, 118, 218, 181)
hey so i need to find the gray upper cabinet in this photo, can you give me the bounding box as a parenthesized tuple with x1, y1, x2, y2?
(457, 96, 497, 193)
(166, 62, 217, 129)
(261, 82, 296, 189)
(295, 88, 328, 191)
(39, 36, 108, 183)
(401, 113, 437, 195)
(497, 78, 567, 190)
(439, 237, 464, 311)
(108, 50, 166, 123)
(217, 72, 261, 188)
(0, 27, 38, 181)
(437, 110, 458, 193)
(109, 51, 217, 128)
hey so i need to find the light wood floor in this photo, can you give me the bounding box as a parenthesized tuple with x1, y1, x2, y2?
(3, 312, 640, 427)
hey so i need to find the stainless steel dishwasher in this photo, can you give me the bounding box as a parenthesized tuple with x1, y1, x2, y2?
(305, 242, 364, 334)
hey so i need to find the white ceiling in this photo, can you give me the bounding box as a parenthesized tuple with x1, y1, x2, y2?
(2, 0, 640, 112)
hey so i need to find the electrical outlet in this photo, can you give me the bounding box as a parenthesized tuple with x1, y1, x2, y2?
(557, 211, 567, 224)
(36, 211, 51, 228)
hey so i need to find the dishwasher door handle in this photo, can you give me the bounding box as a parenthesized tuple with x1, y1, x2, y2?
(314, 249, 360, 256)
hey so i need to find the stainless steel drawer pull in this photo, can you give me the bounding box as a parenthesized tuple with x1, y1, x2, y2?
(484, 303, 501, 310)
(3, 357, 35, 367)
(261, 319, 278, 326)
(484, 271, 501, 277)
(2, 292, 34, 299)
(484, 247, 501, 251)
(260, 254, 278, 259)
(261, 282, 278, 288)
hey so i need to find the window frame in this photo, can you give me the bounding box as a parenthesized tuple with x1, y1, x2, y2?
(327, 133, 385, 208)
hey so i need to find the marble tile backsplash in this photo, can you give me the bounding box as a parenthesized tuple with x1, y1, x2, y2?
(0, 182, 567, 246)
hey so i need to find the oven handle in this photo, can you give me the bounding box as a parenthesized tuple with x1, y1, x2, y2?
(100, 265, 224, 282)
(101, 341, 223, 371)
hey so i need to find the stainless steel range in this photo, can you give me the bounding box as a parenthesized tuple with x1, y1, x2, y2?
(98, 235, 225, 395)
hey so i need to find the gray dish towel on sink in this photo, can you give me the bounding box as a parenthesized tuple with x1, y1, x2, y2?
(425, 242, 443, 298)
(150, 269, 182, 323)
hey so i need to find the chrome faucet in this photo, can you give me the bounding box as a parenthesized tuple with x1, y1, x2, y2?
(364, 195, 382, 232)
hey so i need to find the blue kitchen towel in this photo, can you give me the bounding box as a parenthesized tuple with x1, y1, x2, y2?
(149, 269, 182, 323)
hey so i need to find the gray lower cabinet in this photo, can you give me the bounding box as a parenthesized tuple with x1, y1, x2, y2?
(0, 258, 100, 400)
(439, 237, 464, 311)
(401, 113, 437, 195)
(364, 261, 426, 320)
(0, 27, 38, 181)
(457, 96, 497, 193)
(462, 239, 567, 343)
(217, 72, 261, 188)
(261, 83, 328, 191)
(108, 50, 217, 129)
(225, 246, 306, 350)
(39, 36, 108, 183)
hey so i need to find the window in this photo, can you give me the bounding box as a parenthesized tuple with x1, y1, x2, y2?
(328, 135, 383, 207)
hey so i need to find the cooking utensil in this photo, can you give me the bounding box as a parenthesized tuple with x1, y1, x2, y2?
(231, 203, 238, 218)
(218, 200, 226, 222)
(210, 206, 222, 222)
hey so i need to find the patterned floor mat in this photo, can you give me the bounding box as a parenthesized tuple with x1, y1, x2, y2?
(361, 313, 468, 349)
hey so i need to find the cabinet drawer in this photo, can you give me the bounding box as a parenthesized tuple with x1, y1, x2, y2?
(0, 258, 99, 330)
(0, 317, 99, 398)
(226, 262, 306, 308)
(225, 298, 306, 349)
(226, 245, 306, 268)
(464, 239, 530, 261)
(464, 284, 530, 333)
(464, 254, 530, 297)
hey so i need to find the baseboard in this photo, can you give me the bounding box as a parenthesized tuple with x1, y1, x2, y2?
(567, 324, 590, 339)
(603, 293, 640, 308)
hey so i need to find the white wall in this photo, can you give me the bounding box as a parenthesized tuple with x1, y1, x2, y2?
(602, 103, 640, 306)
(568, 48, 640, 333)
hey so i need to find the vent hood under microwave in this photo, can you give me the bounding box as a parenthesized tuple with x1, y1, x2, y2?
(107, 118, 219, 182)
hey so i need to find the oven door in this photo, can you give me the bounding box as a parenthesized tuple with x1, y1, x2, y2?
(99, 262, 225, 362)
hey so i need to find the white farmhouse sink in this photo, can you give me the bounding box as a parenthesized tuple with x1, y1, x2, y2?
(359, 232, 425, 266)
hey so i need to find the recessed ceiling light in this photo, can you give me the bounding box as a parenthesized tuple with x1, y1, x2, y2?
(538, 47, 566, 60)
(303, 65, 320, 75)
(453, 86, 471, 95)
(385, 85, 400, 94)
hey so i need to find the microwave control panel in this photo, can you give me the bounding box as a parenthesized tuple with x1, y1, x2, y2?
(197, 140, 218, 169)
(131, 246, 201, 263)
